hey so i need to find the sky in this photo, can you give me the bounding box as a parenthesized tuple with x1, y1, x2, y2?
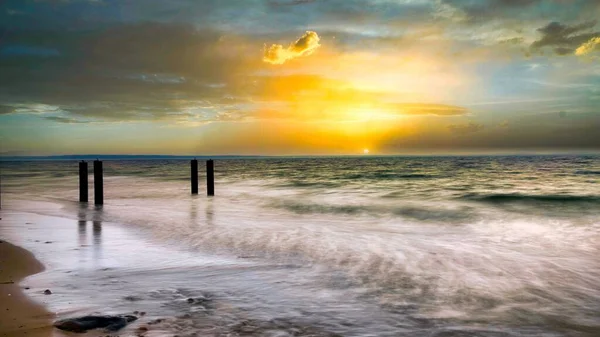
(0, 0, 599, 155)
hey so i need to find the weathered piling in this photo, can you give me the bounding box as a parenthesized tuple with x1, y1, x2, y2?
(207, 159, 214, 196)
(79, 161, 88, 202)
(93, 160, 103, 205)
(191, 159, 198, 195)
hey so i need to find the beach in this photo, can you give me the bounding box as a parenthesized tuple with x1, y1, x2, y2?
(0, 208, 359, 337)
(0, 236, 56, 337)
(0, 156, 599, 336)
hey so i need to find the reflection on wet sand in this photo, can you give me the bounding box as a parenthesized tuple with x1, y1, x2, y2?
(74, 203, 104, 266)
(190, 197, 198, 224)
(190, 198, 214, 227)
(78, 220, 86, 247)
(205, 199, 214, 228)
(92, 220, 102, 264)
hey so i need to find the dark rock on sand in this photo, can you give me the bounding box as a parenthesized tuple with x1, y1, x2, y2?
(43, 289, 52, 295)
(54, 315, 138, 333)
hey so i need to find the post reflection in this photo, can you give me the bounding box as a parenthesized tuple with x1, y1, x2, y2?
(77, 203, 89, 266)
(190, 197, 198, 225)
(91, 205, 103, 265)
(92, 221, 102, 266)
(92, 221, 102, 245)
(205, 199, 214, 227)
(78, 220, 87, 246)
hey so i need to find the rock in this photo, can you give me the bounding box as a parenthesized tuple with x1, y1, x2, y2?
(44, 289, 52, 295)
(54, 315, 138, 333)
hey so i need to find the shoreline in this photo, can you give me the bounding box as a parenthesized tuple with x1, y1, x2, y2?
(0, 239, 56, 337)
(1, 193, 599, 336)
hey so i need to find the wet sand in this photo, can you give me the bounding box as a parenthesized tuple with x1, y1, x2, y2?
(2, 193, 599, 336)
(0, 239, 55, 337)
(0, 207, 358, 337)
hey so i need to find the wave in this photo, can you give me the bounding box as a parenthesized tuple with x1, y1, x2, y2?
(343, 173, 437, 180)
(277, 174, 437, 188)
(575, 170, 600, 176)
(269, 200, 474, 222)
(271, 201, 366, 215)
(460, 193, 600, 204)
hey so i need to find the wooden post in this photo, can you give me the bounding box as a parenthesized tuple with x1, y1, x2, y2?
(79, 161, 88, 202)
(206, 159, 214, 196)
(93, 160, 103, 205)
(191, 159, 198, 195)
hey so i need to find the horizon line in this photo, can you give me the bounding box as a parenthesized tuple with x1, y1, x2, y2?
(1, 152, 599, 161)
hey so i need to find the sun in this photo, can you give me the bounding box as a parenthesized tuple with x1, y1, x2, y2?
(363, 148, 369, 155)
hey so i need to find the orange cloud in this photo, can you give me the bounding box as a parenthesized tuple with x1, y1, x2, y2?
(263, 31, 321, 64)
(575, 36, 600, 56)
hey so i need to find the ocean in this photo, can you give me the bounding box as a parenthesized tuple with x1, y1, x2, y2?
(1, 155, 599, 336)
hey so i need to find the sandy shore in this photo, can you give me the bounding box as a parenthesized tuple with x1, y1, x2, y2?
(0, 239, 56, 337)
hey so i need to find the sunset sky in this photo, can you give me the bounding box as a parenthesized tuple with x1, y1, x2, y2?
(0, 0, 599, 155)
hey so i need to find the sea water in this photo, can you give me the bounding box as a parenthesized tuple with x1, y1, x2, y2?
(1, 155, 599, 336)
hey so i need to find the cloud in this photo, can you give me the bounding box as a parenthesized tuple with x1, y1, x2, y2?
(447, 122, 484, 134)
(390, 103, 467, 116)
(432, 0, 468, 22)
(0, 45, 61, 57)
(0, 23, 263, 123)
(268, 0, 316, 6)
(0, 105, 14, 115)
(43, 116, 88, 124)
(575, 36, 600, 56)
(531, 21, 600, 55)
(263, 31, 321, 65)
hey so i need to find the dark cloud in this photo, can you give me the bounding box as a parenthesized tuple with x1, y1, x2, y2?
(0, 105, 14, 115)
(380, 112, 600, 151)
(441, 0, 598, 20)
(0, 22, 262, 122)
(531, 20, 600, 55)
(448, 122, 485, 134)
(268, 0, 316, 7)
